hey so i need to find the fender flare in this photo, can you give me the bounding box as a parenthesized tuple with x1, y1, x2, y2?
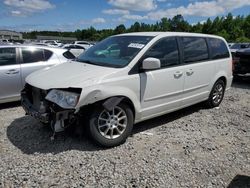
(102, 97, 124, 111)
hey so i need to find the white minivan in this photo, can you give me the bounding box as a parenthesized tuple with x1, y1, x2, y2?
(21, 32, 233, 147)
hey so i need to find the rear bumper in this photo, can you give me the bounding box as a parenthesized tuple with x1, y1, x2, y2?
(234, 67, 250, 74)
(233, 58, 250, 74)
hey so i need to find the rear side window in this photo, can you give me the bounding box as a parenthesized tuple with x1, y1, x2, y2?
(208, 38, 230, 59)
(44, 49, 53, 60)
(182, 37, 209, 63)
(63, 51, 75, 59)
(0, 48, 16, 66)
(21, 48, 44, 63)
(143, 37, 179, 68)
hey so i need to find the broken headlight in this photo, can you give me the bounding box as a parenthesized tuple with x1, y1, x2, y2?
(45, 89, 80, 109)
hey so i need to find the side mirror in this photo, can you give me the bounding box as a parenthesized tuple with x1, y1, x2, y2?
(142, 57, 161, 70)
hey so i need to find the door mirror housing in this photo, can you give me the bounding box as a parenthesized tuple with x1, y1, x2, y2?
(142, 58, 161, 70)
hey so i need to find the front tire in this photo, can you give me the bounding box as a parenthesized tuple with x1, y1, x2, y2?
(88, 103, 134, 147)
(206, 79, 225, 108)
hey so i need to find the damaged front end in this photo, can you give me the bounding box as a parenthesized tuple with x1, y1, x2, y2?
(21, 84, 81, 133)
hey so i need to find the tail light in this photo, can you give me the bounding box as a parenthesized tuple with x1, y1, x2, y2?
(232, 57, 239, 72)
(232, 59, 235, 72)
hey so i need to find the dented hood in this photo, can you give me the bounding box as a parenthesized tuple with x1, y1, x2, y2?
(25, 61, 118, 90)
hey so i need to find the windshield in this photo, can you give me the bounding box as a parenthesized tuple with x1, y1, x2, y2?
(230, 43, 249, 49)
(76, 35, 153, 68)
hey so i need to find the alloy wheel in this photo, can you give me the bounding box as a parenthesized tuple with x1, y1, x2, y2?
(97, 106, 128, 139)
(212, 83, 224, 104)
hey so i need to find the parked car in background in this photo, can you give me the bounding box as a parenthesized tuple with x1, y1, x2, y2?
(63, 44, 86, 57)
(43, 40, 63, 47)
(227, 43, 235, 48)
(31, 43, 49, 46)
(21, 32, 232, 147)
(230, 43, 250, 57)
(73, 41, 93, 49)
(233, 48, 250, 75)
(0, 45, 75, 103)
(0, 39, 13, 45)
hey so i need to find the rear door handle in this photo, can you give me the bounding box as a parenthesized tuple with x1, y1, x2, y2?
(5, 69, 19, 75)
(174, 71, 183, 78)
(186, 69, 194, 76)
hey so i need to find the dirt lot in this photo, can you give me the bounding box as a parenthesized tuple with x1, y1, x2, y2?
(0, 78, 250, 187)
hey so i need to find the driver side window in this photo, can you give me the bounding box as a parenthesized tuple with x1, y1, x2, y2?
(143, 37, 180, 68)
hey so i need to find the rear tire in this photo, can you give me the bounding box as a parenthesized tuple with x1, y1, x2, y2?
(88, 103, 134, 147)
(206, 79, 225, 108)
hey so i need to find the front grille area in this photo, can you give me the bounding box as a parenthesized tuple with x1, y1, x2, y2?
(21, 84, 50, 123)
(24, 84, 48, 111)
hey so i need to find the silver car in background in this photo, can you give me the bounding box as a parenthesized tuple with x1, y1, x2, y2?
(73, 41, 93, 49)
(0, 45, 75, 103)
(62, 44, 86, 57)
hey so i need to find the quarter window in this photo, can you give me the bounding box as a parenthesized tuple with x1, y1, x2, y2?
(44, 49, 53, 60)
(208, 38, 230, 59)
(0, 48, 16, 66)
(182, 37, 209, 63)
(143, 37, 179, 68)
(63, 51, 75, 59)
(21, 48, 45, 63)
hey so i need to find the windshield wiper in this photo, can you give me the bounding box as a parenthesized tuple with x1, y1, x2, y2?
(75, 58, 97, 65)
(75, 58, 122, 68)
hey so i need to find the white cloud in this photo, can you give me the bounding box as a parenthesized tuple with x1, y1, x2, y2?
(10, 10, 22, 16)
(79, 18, 106, 26)
(122, 14, 148, 20)
(108, 0, 157, 11)
(147, 0, 250, 20)
(91, 18, 106, 24)
(102, 9, 129, 15)
(217, 0, 250, 10)
(4, 0, 54, 16)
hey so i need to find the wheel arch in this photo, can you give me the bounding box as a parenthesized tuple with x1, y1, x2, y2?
(100, 96, 136, 121)
(78, 95, 137, 122)
(217, 76, 227, 86)
(211, 71, 228, 90)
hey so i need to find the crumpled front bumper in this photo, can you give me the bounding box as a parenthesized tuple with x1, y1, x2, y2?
(21, 91, 50, 123)
(21, 86, 76, 133)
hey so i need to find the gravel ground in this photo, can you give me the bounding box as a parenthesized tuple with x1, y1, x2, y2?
(0, 78, 250, 188)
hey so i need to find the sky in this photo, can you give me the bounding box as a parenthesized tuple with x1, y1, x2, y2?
(1, 0, 250, 32)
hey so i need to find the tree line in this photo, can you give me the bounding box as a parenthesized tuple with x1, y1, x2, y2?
(22, 13, 250, 42)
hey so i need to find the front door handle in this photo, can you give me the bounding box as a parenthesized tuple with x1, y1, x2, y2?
(174, 71, 183, 78)
(5, 69, 19, 75)
(186, 69, 194, 76)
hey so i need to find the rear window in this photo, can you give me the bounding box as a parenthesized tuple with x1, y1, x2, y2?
(182, 37, 209, 63)
(63, 51, 75, 59)
(75, 45, 85, 49)
(77, 42, 89, 45)
(208, 38, 230, 59)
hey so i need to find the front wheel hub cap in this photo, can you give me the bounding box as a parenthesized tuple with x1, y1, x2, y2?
(98, 106, 128, 139)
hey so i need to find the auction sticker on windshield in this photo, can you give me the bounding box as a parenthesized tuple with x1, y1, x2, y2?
(128, 43, 145, 49)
